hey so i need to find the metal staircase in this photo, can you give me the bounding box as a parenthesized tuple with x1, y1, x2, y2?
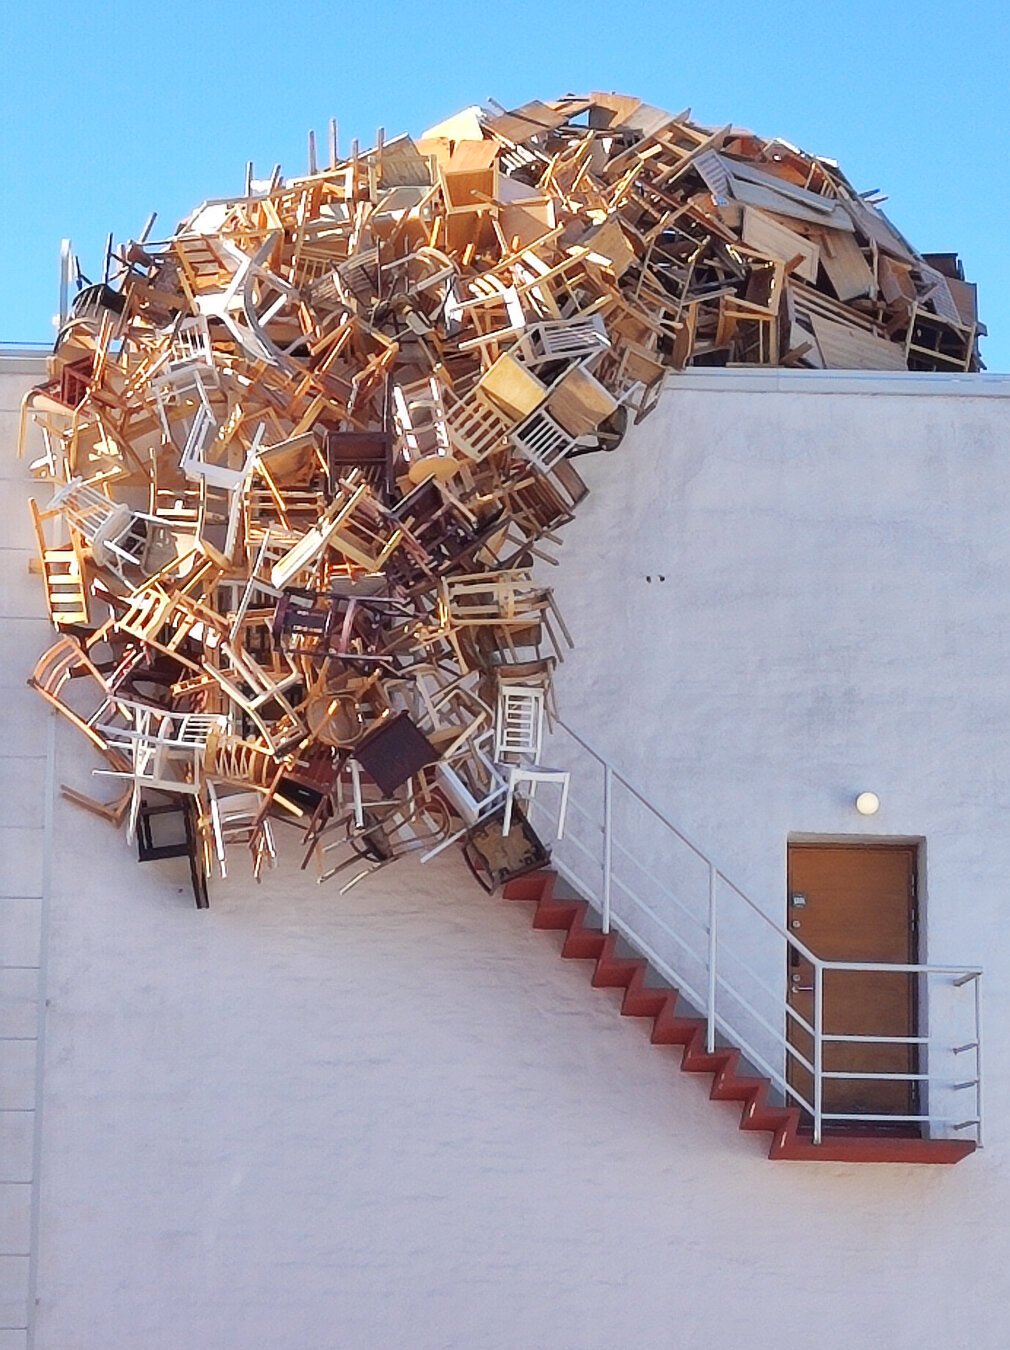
(516, 719, 982, 1161)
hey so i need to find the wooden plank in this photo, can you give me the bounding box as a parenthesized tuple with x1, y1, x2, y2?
(811, 227, 875, 302)
(917, 264, 964, 326)
(791, 280, 882, 333)
(486, 101, 573, 144)
(808, 311, 907, 370)
(947, 275, 979, 329)
(727, 177, 856, 231)
(499, 198, 556, 251)
(546, 366, 618, 437)
(742, 207, 819, 283)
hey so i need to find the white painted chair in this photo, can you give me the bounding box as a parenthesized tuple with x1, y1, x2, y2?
(94, 702, 230, 841)
(420, 733, 509, 862)
(510, 406, 574, 475)
(494, 684, 545, 762)
(392, 376, 452, 462)
(206, 782, 277, 880)
(50, 478, 160, 584)
(512, 315, 610, 371)
(502, 764, 569, 840)
(148, 317, 220, 429)
(194, 232, 305, 366)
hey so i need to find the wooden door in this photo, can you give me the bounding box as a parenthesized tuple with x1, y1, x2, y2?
(786, 844, 919, 1126)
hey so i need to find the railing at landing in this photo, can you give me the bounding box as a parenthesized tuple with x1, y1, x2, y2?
(525, 719, 983, 1148)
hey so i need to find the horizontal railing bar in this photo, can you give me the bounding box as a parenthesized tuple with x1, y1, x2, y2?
(822, 1113, 972, 1124)
(821, 1071, 930, 1081)
(822, 1073, 979, 1088)
(820, 961, 983, 975)
(822, 1034, 932, 1045)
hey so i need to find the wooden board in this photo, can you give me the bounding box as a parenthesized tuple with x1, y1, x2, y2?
(722, 156, 855, 231)
(478, 353, 548, 422)
(811, 226, 875, 302)
(742, 206, 819, 283)
(808, 311, 908, 370)
(728, 177, 856, 231)
(546, 366, 618, 437)
(499, 199, 557, 251)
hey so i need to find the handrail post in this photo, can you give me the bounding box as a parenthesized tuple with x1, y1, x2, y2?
(813, 963, 824, 1145)
(974, 974, 984, 1147)
(706, 863, 717, 1053)
(602, 763, 613, 935)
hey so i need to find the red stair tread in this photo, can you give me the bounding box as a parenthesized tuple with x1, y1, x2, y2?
(774, 1136, 975, 1164)
(501, 872, 975, 1165)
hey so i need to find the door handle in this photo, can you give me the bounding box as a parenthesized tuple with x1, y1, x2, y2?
(790, 985, 814, 993)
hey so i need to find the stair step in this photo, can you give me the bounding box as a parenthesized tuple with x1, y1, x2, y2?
(773, 1136, 976, 1164)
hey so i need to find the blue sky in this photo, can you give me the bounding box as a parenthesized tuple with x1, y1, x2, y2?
(2, 0, 1007, 368)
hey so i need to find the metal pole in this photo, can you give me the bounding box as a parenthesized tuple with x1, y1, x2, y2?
(813, 964, 824, 1144)
(58, 239, 72, 327)
(602, 764, 613, 935)
(974, 975, 984, 1148)
(706, 862, 718, 1053)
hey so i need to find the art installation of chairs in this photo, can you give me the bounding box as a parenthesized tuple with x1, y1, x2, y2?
(22, 91, 969, 905)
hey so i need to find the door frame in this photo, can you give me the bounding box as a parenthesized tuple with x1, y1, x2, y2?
(785, 834, 926, 1132)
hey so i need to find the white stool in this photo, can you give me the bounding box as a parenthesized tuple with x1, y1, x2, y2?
(503, 765, 569, 839)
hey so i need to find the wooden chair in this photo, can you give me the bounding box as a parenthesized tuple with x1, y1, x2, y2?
(29, 499, 90, 630)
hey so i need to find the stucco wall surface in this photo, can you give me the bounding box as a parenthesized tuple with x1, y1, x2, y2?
(3, 358, 1010, 1349)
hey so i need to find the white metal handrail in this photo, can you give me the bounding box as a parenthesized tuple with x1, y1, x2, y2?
(524, 718, 983, 1147)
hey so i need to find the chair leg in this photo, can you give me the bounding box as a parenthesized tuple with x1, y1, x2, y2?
(502, 768, 516, 836)
(556, 774, 569, 839)
(348, 758, 365, 829)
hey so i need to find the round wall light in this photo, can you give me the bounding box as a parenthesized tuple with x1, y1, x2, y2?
(855, 791, 881, 816)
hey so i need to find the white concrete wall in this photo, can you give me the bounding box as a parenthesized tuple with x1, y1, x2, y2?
(0, 354, 56, 1350)
(4, 357, 1010, 1349)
